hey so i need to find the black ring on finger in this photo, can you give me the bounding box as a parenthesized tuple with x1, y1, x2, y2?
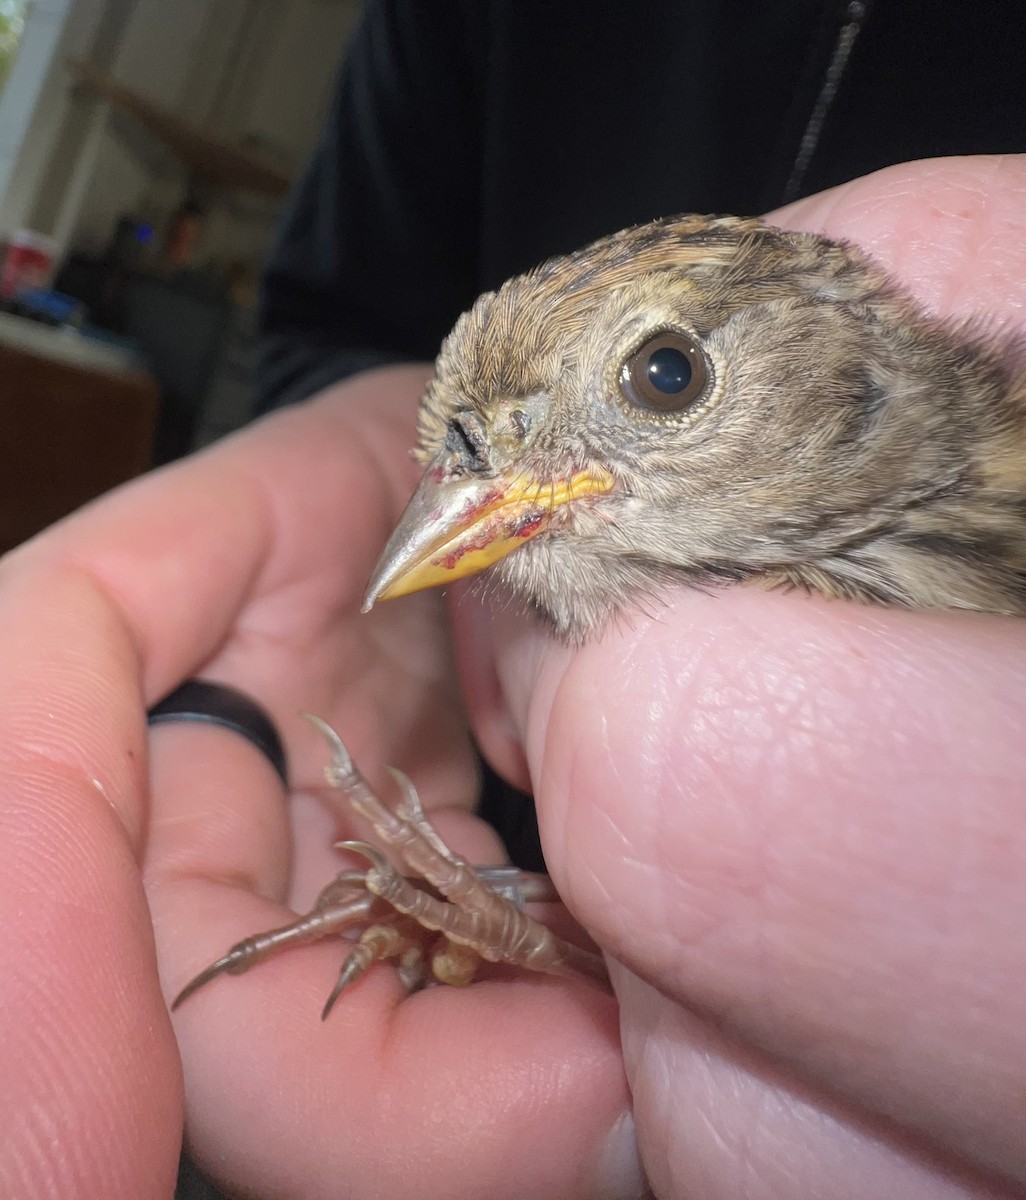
(147, 679, 288, 787)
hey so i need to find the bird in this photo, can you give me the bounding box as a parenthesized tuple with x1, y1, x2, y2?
(364, 214, 1026, 643)
(176, 216, 1026, 1015)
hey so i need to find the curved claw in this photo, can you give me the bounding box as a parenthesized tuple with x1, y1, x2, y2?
(335, 838, 390, 873)
(298, 711, 358, 789)
(171, 891, 379, 1012)
(321, 954, 368, 1020)
(386, 766, 423, 820)
(171, 943, 253, 1010)
(386, 766, 456, 859)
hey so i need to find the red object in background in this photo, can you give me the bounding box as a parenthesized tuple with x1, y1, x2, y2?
(1, 230, 57, 299)
(163, 199, 205, 270)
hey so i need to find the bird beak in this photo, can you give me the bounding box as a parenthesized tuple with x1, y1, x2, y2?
(363, 449, 614, 609)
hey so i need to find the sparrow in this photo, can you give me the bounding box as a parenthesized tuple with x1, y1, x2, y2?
(364, 214, 1026, 642)
(175, 216, 1026, 1015)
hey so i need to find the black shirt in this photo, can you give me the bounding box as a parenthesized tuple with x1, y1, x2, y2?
(254, 0, 1025, 865)
(256, 0, 1026, 413)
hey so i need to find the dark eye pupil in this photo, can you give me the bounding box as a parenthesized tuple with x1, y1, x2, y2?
(620, 330, 711, 417)
(646, 346, 692, 394)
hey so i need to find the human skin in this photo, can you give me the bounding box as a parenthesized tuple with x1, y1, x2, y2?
(0, 156, 1024, 1199)
(461, 154, 1026, 1199)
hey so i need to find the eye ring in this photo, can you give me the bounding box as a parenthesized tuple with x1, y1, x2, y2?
(620, 330, 711, 416)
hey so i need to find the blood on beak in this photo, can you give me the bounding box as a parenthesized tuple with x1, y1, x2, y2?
(363, 450, 613, 609)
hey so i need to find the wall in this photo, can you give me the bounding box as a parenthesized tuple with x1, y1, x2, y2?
(0, 0, 359, 267)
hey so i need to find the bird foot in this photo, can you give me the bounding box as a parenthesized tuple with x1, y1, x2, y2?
(172, 714, 608, 1018)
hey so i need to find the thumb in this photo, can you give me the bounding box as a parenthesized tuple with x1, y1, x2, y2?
(489, 572, 1026, 1186)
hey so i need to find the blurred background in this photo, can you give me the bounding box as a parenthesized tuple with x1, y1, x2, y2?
(0, 0, 359, 550)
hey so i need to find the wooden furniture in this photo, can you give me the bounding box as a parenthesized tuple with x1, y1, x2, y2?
(0, 312, 158, 552)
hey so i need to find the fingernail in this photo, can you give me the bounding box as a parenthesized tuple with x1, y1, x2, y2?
(590, 1110, 651, 1199)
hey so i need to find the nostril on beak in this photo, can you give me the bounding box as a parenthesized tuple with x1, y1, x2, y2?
(444, 411, 492, 472)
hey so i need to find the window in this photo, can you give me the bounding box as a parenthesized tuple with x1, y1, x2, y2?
(0, 0, 29, 95)
(0, 0, 73, 218)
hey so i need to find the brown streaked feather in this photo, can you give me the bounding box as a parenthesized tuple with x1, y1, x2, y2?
(412, 214, 1026, 641)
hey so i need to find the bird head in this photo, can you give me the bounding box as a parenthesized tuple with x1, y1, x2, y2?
(364, 214, 995, 641)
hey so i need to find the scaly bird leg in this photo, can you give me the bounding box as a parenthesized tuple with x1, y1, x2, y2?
(172, 715, 608, 1017)
(306, 713, 607, 990)
(173, 872, 379, 1010)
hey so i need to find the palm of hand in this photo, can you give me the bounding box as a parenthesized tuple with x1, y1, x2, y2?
(149, 380, 626, 1198)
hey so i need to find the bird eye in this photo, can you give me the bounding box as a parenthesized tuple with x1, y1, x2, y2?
(620, 331, 710, 415)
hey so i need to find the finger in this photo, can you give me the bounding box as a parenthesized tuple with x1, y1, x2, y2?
(468, 154, 1026, 1182)
(492, 587, 1026, 1185)
(0, 366, 428, 1198)
(0, 579, 182, 1197)
(1, 364, 472, 797)
(7, 365, 431, 705)
(449, 584, 533, 793)
(616, 968, 1020, 1200)
(146, 723, 642, 1200)
(771, 154, 1026, 328)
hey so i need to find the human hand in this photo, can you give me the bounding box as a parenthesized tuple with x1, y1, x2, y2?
(462, 155, 1026, 1199)
(0, 365, 635, 1199)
